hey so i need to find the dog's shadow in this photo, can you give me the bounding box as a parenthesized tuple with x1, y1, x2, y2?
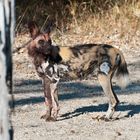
(14, 79, 140, 121)
(59, 103, 140, 121)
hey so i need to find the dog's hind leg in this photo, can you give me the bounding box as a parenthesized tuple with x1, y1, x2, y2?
(97, 71, 119, 120)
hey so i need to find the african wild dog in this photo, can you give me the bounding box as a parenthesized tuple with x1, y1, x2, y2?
(27, 21, 129, 121)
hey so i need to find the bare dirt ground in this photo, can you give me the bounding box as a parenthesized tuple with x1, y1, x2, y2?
(12, 33, 140, 140)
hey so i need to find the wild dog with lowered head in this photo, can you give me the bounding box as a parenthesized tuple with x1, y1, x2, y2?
(27, 21, 129, 121)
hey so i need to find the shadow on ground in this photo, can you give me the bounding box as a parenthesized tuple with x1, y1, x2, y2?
(13, 79, 140, 106)
(13, 79, 140, 117)
(59, 103, 140, 121)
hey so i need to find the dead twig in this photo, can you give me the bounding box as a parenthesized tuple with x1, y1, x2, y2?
(15, 6, 29, 33)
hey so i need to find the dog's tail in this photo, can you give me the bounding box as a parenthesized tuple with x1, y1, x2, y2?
(115, 51, 129, 89)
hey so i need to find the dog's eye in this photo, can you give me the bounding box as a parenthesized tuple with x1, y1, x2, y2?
(38, 39, 45, 45)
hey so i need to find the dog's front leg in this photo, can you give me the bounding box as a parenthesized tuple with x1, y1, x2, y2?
(50, 82, 59, 121)
(41, 77, 59, 121)
(41, 77, 52, 121)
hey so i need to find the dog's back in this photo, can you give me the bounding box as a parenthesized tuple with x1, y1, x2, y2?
(59, 44, 129, 85)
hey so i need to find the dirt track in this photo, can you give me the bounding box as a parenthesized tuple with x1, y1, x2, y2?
(12, 35, 140, 140)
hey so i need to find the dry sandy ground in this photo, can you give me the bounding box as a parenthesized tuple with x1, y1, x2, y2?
(12, 35, 140, 140)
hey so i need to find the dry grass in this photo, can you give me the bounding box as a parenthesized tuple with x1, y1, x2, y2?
(15, 0, 140, 49)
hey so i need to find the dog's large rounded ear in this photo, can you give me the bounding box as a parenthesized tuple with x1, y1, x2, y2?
(28, 21, 40, 39)
(42, 22, 53, 44)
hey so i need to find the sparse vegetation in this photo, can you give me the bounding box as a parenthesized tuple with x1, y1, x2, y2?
(15, 0, 140, 48)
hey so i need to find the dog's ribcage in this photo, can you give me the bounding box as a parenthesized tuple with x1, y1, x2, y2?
(61, 44, 112, 79)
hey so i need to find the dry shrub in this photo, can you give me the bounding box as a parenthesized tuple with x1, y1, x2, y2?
(15, 0, 140, 48)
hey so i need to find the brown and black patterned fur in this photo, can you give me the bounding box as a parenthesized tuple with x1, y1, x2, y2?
(27, 21, 62, 121)
(59, 44, 129, 120)
(60, 44, 128, 81)
(27, 21, 129, 121)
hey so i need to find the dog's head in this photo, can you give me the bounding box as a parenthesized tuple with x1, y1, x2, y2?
(27, 21, 62, 63)
(28, 21, 52, 54)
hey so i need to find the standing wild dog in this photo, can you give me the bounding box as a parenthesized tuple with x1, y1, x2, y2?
(27, 21, 129, 121)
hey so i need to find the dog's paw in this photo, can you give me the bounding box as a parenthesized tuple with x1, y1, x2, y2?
(40, 114, 57, 122)
(46, 116, 57, 122)
(40, 114, 47, 119)
(92, 113, 122, 121)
